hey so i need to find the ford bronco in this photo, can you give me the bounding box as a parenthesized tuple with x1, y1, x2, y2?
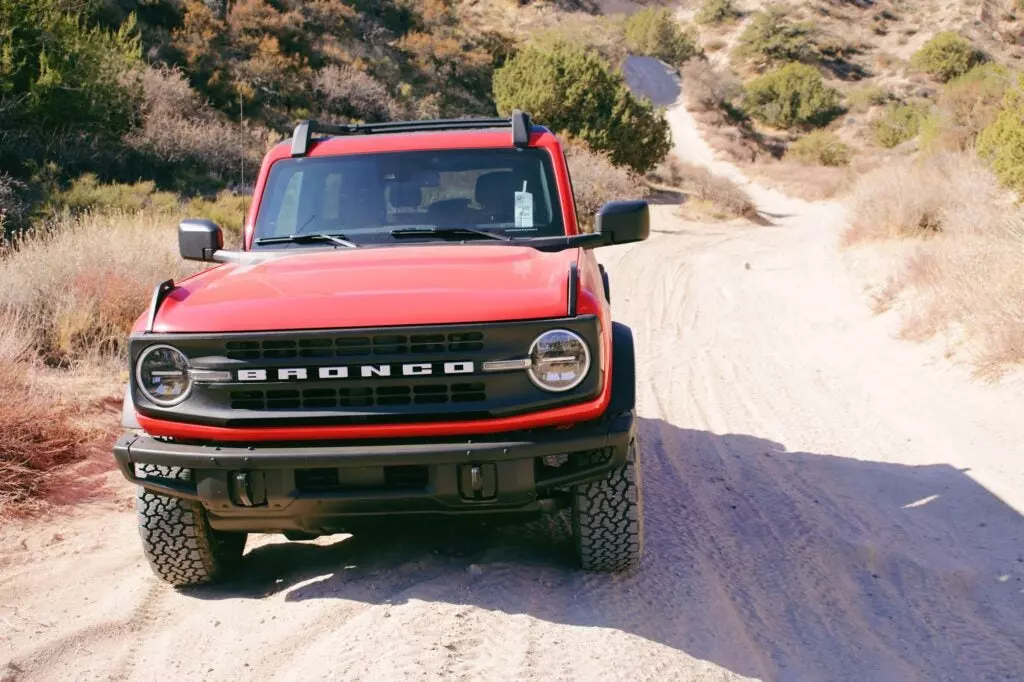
(113, 111, 649, 586)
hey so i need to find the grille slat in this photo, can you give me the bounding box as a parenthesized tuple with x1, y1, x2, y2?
(229, 383, 485, 410)
(224, 332, 485, 360)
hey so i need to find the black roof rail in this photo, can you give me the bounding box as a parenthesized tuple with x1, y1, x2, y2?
(290, 110, 534, 157)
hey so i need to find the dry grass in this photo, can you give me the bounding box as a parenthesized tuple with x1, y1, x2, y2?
(846, 153, 1024, 375)
(750, 158, 854, 200)
(0, 210, 198, 366)
(651, 156, 758, 221)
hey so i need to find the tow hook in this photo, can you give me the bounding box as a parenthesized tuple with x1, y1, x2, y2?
(231, 470, 267, 507)
(459, 463, 497, 501)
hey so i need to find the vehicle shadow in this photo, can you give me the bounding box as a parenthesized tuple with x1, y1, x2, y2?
(185, 418, 1024, 680)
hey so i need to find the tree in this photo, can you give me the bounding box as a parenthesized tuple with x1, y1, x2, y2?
(733, 6, 816, 70)
(743, 63, 840, 129)
(911, 32, 984, 83)
(623, 7, 699, 65)
(978, 76, 1024, 195)
(492, 41, 671, 173)
(696, 0, 740, 26)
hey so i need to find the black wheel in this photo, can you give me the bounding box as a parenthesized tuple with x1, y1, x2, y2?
(135, 465, 247, 587)
(572, 438, 644, 572)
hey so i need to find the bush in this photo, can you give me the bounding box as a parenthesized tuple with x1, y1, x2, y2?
(846, 154, 1024, 375)
(978, 76, 1024, 195)
(789, 131, 852, 166)
(847, 85, 891, 111)
(493, 40, 671, 173)
(47, 175, 250, 238)
(623, 7, 699, 65)
(0, 358, 85, 514)
(186, 191, 251, 234)
(696, 0, 740, 25)
(0, 174, 30, 234)
(0, 1, 142, 136)
(910, 32, 984, 83)
(874, 102, 930, 148)
(743, 63, 841, 129)
(681, 59, 743, 111)
(314, 65, 397, 123)
(123, 66, 269, 188)
(668, 159, 758, 220)
(922, 63, 1015, 153)
(563, 139, 648, 230)
(733, 6, 816, 70)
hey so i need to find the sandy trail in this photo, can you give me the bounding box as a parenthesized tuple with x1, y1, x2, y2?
(3, 70, 1024, 682)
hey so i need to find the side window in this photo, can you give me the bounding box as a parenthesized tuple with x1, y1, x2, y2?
(322, 173, 344, 222)
(273, 171, 304, 236)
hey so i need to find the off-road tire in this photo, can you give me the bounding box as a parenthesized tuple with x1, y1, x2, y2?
(135, 465, 247, 587)
(572, 438, 644, 572)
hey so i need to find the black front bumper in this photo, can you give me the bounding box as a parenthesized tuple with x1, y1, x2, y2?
(113, 410, 635, 533)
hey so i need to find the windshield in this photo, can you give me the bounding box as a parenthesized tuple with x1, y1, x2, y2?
(251, 147, 565, 248)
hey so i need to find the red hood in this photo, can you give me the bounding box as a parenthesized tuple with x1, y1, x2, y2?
(148, 245, 579, 333)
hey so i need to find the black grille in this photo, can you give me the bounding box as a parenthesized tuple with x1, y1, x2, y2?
(229, 383, 487, 410)
(225, 332, 484, 360)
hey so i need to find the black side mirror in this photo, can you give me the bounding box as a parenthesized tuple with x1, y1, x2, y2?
(179, 219, 223, 262)
(594, 200, 650, 246)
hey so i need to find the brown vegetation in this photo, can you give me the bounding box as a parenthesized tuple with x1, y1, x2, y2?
(846, 153, 1024, 375)
(0, 321, 91, 515)
(651, 156, 758, 221)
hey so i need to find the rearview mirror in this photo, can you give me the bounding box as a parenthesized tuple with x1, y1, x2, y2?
(594, 200, 649, 246)
(179, 219, 223, 262)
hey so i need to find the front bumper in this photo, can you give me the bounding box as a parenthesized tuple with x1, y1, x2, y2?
(113, 410, 635, 533)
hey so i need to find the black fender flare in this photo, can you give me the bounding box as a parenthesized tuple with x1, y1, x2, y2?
(598, 263, 611, 302)
(607, 321, 635, 415)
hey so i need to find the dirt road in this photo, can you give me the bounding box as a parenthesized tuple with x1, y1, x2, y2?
(3, 71, 1024, 682)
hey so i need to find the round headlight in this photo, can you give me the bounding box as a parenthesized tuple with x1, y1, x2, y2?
(527, 329, 591, 392)
(136, 345, 192, 406)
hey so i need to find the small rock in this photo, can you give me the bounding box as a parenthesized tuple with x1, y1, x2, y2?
(744, 262, 751, 270)
(467, 564, 483, 578)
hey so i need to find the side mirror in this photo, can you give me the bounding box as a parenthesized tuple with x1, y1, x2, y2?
(179, 219, 223, 262)
(594, 200, 649, 246)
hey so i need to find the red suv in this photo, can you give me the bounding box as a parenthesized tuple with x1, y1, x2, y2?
(113, 111, 649, 586)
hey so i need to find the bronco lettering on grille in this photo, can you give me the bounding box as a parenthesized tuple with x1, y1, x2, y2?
(237, 361, 475, 382)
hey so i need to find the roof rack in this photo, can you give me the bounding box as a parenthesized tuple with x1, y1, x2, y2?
(290, 109, 534, 157)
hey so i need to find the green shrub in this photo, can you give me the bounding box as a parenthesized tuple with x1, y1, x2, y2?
(733, 7, 816, 69)
(493, 40, 671, 173)
(847, 85, 891, 111)
(186, 191, 251, 234)
(743, 63, 841, 129)
(52, 175, 167, 214)
(48, 176, 249, 236)
(920, 64, 1014, 153)
(874, 102, 930, 148)
(696, 0, 740, 26)
(910, 32, 984, 83)
(978, 77, 1024, 195)
(789, 131, 852, 166)
(0, 0, 142, 135)
(623, 7, 699, 64)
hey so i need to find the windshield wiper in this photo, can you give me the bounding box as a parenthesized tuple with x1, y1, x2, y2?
(389, 227, 510, 242)
(254, 232, 359, 248)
